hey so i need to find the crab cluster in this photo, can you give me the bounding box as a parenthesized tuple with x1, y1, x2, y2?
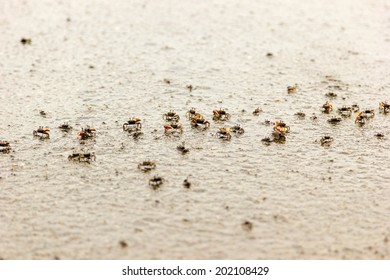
(0, 140, 11, 153)
(68, 152, 96, 163)
(163, 110, 183, 136)
(261, 121, 290, 145)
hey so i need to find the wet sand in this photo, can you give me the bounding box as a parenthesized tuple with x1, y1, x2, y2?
(0, 0, 390, 259)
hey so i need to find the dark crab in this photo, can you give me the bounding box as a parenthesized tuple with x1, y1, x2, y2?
(58, 121, 72, 132)
(252, 107, 262, 116)
(320, 135, 334, 146)
(186, 108, 198, 119)
(327, 116, 342, 124)
(295, 111, 306, 119)
(177, 142, 190, 154)
(149, 176, 164, 190)
(325, 92, 337, 99)
(230, 124, 245, 134)
(337, 106, 352, 117)
(363, 109, 375, 118)
(138, 161, 156, 172)
(379, 102, 390, 113)
(261, 136, 273, 145)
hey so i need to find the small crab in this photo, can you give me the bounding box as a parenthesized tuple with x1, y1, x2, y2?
(321, 101, 333, 113)
(149, 176, 164, 190)
(229, 124, 245, 134)
(58, 121, 72, 132)
(138, 161, 156, 172)
(0, 140, 11, 153)
(177, 142, 190, 154)
(273, 121, 290, 133)
(310, 114, 318, 121)
(295, 111, 305, 119)
(379, 101, 390, 113)
(33, 126, 50, 139)
(287, 84, 298, 94)
(261, 136, 273, 145)
(186, 108, 198, 119)
(363, 109, 375, 118)
(77, 126, 96, 139)
(272, 132, 286, 143)
(163, 110, 180, 122)
(183, 177, 191, 189)
(337, 106, 352, 117)
(68, 152, 96, 163)
(262, 119, 271, 126)
(123, 117, 142, 131)
(351, 103, 360, 112)
(355, 112, 367, 124)
(375, 133, 385, 139)
(191, 115, 210, 129)
(212, 108, 231, 121)
(327, 116, 342, 124)
(215, 127, 232, 140)
(320, 135, 334, 146)
(164, 123, 183, 135)
(325, 92, 337, 99)
(252, 107, 262, 116)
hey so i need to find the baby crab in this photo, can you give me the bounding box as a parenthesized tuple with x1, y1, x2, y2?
(320, 135, 334, 146)
(68, 152, 96, 163)
(325, 92, 337, 99)
(252, 107, 262, 116)
(138, 161, 156, 172)
(77, 126, 96, 139)
(379, 101, 390, 113)
(287, 83, 298, 93)
(191, 115, 210, 129)
(337, 106, 352, 117)
(261, 136, 273, 146)
(321, 101, 333, 113)
(164, 123, 183, 135)
(123, 117, 142, 131)
(295, 111, 305, 119)
(327, 116, 342, 124)
(229, 124, 245, 134)
(273, 121, 290, 133)
(33, 126, 50, 139)
(186, 108, 198, 119)
(0, 140, 11, 153)
(351, 103, 360, 112)
(212, 108, 231, 121)
(177, 142, 190, 154)
(163, 110, 180, 122)
(272, 131, 286, 143)
(58, 121, 72, 132)
(149, 176, 164, 190)
(215, 127, 232, 140)
(363, 109, 375, 118)
(375, 133, 385, 139)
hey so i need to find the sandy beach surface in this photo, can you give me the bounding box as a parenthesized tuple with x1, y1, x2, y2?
(0, 0, 390, 259)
